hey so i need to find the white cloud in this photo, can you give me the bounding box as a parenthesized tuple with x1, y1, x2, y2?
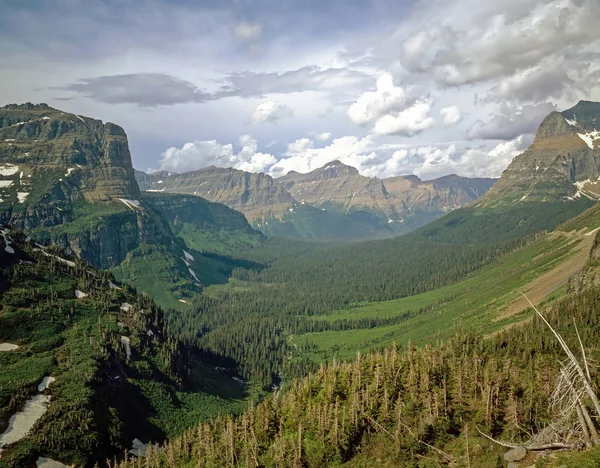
(315, 132, 332, 141)
(269, 135, 377, 176)
(467, 102, 556, 140)
(440, 106, 461, 126)
(411, 136, 526, 180)
(250, 101, 293, 124)
(159, 135, 275, 173)
(233, 23, 263, 41)
(373, 100, 434, 136)
(347, 74, 408, 126)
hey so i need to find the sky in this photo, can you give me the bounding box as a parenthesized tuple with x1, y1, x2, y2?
(1, 0, 599, 180)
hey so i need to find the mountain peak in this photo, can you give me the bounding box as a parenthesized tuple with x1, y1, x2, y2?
(533, 111, 577, 143)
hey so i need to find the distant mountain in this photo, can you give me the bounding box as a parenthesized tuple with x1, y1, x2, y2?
(136, 162, 495, 241)
(480, 100, 600, 206)
(280, 160, 496, 234)
(0, 103, 263, 309)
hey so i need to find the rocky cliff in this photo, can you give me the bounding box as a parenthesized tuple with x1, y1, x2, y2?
(480, 101, 600, 205)
(0, 104, 262, 307)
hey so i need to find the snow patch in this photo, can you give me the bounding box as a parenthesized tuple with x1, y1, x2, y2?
(36, 457, 69, 467)
(118, 199, 142, 211)
(565, 117, 577, 126)
(38, 376, 55, 392)
(0, 164, 19, 176)
(1, 228, 14, 254)
(65, 168, 75, 176)
(120, 302, 131, 312)
(188, 268, 200, 282)
(178, 299, 189, 304)
(42, 116, 50, 120)
(183, 250, 194, 261)
(121, 336, 131, 360)
(0, 376, 55, 453)
(17, 192, 29, 203)
(109, 281, 122, 290)
(0, 343, 19, 351)
(0, 180, 14, 188)
(129, 438, 148, 457)
(76, 115, 86, 123)
(146, 188, 165, 192)
(577, 131, 600, 150)
(4, 139, 15, 142)
(75, 290, 88, 299)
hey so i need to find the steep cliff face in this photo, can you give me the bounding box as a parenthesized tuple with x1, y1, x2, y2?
(480, 101, 600, 205)
(0, 103, 152, 269)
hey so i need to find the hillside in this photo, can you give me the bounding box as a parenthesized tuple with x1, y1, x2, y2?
(0, 227, 252, 467)
(115, 275, 600, 467)
(136, 163, 495, 241)
(0, 104, 264, 310)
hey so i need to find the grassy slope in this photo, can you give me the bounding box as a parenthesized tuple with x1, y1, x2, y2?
(289, 206, 600, 363)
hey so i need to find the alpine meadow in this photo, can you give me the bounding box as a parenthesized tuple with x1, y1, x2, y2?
(1, 1, 600, 467)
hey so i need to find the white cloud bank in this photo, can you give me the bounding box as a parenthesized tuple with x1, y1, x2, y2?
(158, 135, 276, 173)
(250, 101, 293, 124)
(346, 74, 434, 136)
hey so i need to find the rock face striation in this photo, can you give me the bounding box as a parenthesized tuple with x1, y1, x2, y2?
(480, 101, 600, 206)
(137, 161, 495, 240)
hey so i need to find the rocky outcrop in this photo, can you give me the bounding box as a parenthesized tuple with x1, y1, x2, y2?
(480, 101, 600, 206)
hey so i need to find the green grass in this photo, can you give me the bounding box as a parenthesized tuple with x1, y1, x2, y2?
(291, 231, 585, 363)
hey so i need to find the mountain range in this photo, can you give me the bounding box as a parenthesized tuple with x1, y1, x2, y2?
(2, 100, 600, 466)
(136, 161, 496, 241)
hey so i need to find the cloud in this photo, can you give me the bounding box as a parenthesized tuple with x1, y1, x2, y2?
(233, 23, 263, 41)
(347, 73, 434, 136)
(347, 74, 409, 126)
(218, 66, 374, 99)
(269, 135, 377, 176)
(56, 66, 374, 107)
(373, 100, 434, 136)
(315, 132, 332, 141)
(395, 0, 600, 106)
(440, 106, 461, 125)
(56, 73, 212, 107)
(158, 135, 275, 173)
(250, 101, 293, 124)
(404, 136, 527, 180)
(467, 102, 556, 140)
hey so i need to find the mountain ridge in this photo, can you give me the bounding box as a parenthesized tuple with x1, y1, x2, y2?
(136, 161, 496, 240)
